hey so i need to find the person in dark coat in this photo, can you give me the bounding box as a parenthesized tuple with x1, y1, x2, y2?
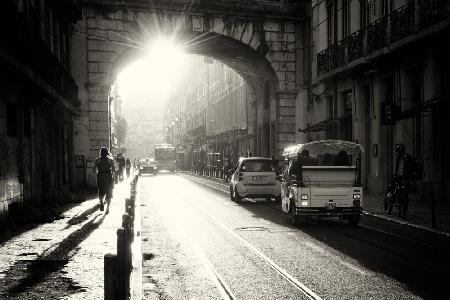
(125, 158, 131, 178)
(93, 147, 115, 212)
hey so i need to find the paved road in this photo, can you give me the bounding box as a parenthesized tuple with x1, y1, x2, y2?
(140, 173, 450, 300)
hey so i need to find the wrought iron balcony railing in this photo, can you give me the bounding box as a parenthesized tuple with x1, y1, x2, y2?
(391, 1, 416, 42)
(418, 0, 450, 29)
(316, 0, 450, 76)
(346, 30, 364, 62)
(317, 49, 330, 75)
(329, 39, 346, 69)
(366, 15, 389, 53)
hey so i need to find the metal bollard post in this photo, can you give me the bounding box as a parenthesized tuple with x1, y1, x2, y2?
(125, 198, 132, 216)
(122, 214, 132, 272)
(429, 184, 437, 229)
(116, 228, 127, 300)
(104, 253, 117, 300)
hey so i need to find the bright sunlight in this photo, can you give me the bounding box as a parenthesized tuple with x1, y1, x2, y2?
(117, 37, 190, 104)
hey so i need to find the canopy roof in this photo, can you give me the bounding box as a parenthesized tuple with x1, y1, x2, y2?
(282, 140, 364, 158)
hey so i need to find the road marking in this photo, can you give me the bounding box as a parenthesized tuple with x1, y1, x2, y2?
(189, 200, 322, 300)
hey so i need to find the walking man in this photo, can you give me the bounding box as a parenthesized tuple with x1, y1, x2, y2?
(93, 147, 115, 212)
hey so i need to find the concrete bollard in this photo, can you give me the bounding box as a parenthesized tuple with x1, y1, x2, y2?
(116, 228, 127, 300)
(104, 253, 117, 300)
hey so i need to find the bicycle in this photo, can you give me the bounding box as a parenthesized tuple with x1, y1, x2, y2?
(384, 175, 407, 219)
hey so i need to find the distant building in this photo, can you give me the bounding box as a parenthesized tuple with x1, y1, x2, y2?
(164, 56, 256, 161)
(123, 102, 165, 160)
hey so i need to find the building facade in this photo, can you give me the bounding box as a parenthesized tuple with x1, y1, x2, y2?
(0, 0, 80, 225)
(164, 56, 256, 164)
(309, 0, 450, 199)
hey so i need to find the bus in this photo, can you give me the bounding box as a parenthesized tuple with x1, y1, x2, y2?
(154, 144, 176, 172)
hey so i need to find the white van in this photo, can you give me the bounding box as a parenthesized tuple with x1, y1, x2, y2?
(229, 157, 281, 203)
(281, 140, 364, 225)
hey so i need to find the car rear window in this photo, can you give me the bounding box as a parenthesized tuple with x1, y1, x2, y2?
(240, 160, 273, 172)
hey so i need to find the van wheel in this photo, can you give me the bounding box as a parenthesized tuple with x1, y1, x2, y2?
(289, 202, 299, 226)
(348, 215, 360, 226)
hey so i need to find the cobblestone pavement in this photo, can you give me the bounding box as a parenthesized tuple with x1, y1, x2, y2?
(0, 178, 132, 300)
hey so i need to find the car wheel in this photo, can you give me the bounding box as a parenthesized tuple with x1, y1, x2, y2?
(230, 186, 235, 201)
(233, 187, 243, 203)
(289, 202, 299, 226)
(348, 215, 360, 226)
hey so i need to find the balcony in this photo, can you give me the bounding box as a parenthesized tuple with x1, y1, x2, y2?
(317, 49, 330, 75)
(418, 0, 450, 28)
(317, 0, 450, 77)
(391, 1, 415, 42)
(347, 30, 364, 61)
(367, 15, 388, 53)
(329, 40, 346, 69)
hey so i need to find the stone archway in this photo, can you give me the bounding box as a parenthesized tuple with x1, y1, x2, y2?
(71, 4, 301, 185)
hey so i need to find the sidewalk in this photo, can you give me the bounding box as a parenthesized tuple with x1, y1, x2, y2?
(0, 178, 132, 300)
(363, 192, 450, 234)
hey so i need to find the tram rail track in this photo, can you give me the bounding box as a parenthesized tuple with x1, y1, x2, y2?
(182, 173, 450, 275)
(181, 174, 323, 300)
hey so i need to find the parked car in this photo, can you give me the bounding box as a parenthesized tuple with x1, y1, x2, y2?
(229, 157, 281, 203)
(139, 158, 158, 175)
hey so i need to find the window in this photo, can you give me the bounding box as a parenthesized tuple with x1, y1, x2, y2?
(342, 0, 350, 37)
(327, 0, 337, 46)
(240, 160, 273, 172)
(326, 95, 334, 119)
(6, 102, 18, 137)
(341, 90, 353, 117)
(360, 0, 367, 28)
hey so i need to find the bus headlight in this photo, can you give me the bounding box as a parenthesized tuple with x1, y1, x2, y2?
(353, 199, 361, 207)
(353, 194, 361, 200)
(301, 194, 308, 200)
(301, 200, 308, 206)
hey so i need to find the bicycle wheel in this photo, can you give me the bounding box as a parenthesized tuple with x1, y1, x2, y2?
(384, 191, 394, 214)
(399, 187, 407, 220)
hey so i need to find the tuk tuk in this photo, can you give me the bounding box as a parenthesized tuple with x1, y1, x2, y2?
(281, 140, 364, 225)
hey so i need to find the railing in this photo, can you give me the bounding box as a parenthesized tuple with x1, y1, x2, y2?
(317, 49, 330, 75)
(104, 175, 139, 300)
(347, 30, 364, 62)
(317, 0, 450, 76)
(329, 39, 346, 69)
(418, 0, 450, 29)
(367, 15, 389, 53)
(391, 1, 416, 42)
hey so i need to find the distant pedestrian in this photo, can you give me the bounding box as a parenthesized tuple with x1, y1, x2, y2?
(93, 147, 114, 212)
(125, 158, 131, 178)
(394, 143, 421, 218)
(115, 153, 126, 181)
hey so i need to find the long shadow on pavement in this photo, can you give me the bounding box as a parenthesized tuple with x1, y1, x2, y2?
(0, 212, 106, 299)
(235, 200, 450, 299)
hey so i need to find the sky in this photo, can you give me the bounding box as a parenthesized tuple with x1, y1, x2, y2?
(117, 38, 192, 108)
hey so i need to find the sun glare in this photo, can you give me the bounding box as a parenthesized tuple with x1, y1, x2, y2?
(118, 37, 189, 104)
